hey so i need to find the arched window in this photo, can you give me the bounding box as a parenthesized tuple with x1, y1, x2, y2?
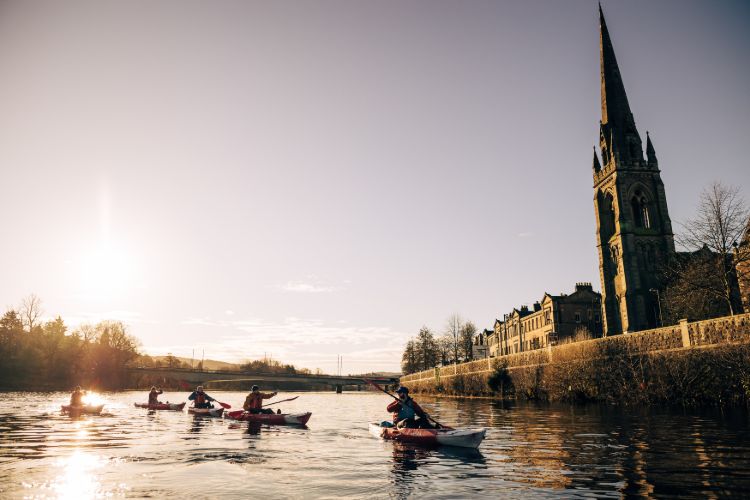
(599, 191, 616, 241)
(631, 190, 651, 229)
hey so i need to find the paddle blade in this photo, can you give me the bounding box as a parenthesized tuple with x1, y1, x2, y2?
(218, 401, 231, 409)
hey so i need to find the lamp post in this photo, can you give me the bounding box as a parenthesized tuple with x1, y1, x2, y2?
(649, 288, 663, 327)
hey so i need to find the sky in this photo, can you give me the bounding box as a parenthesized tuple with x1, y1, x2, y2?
(1, 0, 748, 374)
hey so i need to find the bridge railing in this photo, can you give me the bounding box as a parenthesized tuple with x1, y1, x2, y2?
(128, 366, 397, 383)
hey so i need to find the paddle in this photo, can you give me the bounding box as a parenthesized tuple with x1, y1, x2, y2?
(213, 400, 231, 409)
(364, 379, 444, 429)
(262, 396, 299, 408)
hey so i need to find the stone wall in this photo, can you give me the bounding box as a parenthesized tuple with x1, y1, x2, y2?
(399, 313, 750, 405)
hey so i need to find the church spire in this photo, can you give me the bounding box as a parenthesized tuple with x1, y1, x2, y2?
(599, 4, 634, 130)
(599, 4, 642, 165)
(593, 146, 602, 173)
(646, 131, 657, 165)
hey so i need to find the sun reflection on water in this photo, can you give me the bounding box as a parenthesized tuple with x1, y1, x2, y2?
(52, 451, 105, 499)
(82, 392, 106, 407)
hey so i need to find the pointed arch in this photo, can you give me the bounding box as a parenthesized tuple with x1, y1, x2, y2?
(597, 189, 617, 242)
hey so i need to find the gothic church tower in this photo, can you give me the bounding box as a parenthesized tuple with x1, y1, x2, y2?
(593, 6, 675, 335)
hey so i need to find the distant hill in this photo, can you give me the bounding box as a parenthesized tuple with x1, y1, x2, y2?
(151, 356, 240, 371)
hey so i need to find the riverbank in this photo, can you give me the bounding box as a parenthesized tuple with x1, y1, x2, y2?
(400, 313, 750, 406)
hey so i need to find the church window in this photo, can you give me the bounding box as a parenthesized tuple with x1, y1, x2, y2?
(575, 312, 581, 323)
(631, 191, 651, 229)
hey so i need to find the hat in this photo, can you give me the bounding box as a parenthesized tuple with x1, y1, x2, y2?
(251, 385, 259, 391)
(197, 385, 204, 391)
(396, 386, 409, 394)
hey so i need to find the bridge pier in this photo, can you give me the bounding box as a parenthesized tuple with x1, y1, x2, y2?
(335, 384, 343, 393)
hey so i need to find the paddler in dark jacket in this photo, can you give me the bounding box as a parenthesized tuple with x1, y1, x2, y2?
(188, 386, 216, 408)
(70, 386, 85, 406)
(387, 386, 434, 429)
(148, 386, 163, 405)
(243, 385, 277, 414)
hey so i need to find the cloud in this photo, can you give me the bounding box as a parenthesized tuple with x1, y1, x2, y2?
(276, 275, 348, 293)
(278, 281, 340, 293)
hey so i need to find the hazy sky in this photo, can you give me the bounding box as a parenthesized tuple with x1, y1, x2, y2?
(1, 0, 748, 374)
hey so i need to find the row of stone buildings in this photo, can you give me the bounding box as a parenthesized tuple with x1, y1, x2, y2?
(475, 283, 603, 357)
(473, 6, 748, 359)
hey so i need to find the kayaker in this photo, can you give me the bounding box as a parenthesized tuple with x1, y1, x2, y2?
(243, 385, 277, 414)
(70, 386, 85, 407)
(387, 386, 434, 429)
(188, 386, 216, 409)
(148, 386, 163, 405)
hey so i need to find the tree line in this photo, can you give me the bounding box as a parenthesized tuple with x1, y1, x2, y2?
(401, 314, 476, 375)
(0, 294, 316, 390)
(0, 294, 140, 390)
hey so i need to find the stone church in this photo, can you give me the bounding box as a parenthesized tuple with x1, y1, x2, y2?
(593, 6, 675, 335)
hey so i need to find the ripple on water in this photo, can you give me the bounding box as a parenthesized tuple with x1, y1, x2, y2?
(0, 392, 749, 498)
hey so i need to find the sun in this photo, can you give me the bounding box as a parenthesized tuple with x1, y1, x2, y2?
(78, 239, 136, 299)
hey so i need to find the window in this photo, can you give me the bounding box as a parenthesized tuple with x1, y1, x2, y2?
(545, 309, 551, 325)
(595, 314, 601, 324)
(575, 312, 581, 323)
(631, 191, 651, 229)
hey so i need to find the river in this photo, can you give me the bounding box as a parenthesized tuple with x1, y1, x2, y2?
(0, 391, 748, 498)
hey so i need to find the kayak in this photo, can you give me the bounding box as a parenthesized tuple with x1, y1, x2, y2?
(226, 411, 312, 425)
(61, 404, 104, 415)
(188, 407, 224, 417)
(134, 402, 186, 411)
(369, 422, 486, 449)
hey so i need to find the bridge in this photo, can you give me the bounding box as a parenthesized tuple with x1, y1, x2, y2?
(128, 366, 397, 392)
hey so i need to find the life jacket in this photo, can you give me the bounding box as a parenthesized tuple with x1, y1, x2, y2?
(390, 398, 416, 421)
(148, 390, 161, 404)
(194, 392, 207, 405)
(245, 392, 263, 410)
(70, 391, 83, 406)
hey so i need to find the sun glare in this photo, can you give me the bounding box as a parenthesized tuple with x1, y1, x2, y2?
(53, 451, 104, 499)
(82, 392, 106, 406)
(78, 241, 136, 299)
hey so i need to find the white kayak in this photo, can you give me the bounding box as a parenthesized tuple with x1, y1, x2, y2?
(188, 407, 224, 417)
(369, 422, 486, 449)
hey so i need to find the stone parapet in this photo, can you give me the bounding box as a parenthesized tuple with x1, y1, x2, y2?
(400, 313, 750, 386)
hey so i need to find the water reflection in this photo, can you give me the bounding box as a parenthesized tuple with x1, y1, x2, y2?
(52, 451, 106, 499)
(0, 392, 748, 498)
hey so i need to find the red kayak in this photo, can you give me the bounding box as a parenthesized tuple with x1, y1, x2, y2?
(134, 402, 186, 411)
(226, 410, 312, 425)
(369, 422, 486, 449)
(61, 404, 104, 415)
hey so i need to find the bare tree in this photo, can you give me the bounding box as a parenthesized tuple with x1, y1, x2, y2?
(437, 333, 452, 365)
(671, 182, 749, 315)
(459, 321, 477, 361)
(19, 294, 43, 333)
(415, 326, 438, 370)
(444, 314, 463, 364)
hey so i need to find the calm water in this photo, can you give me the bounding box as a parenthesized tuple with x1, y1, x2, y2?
(0, 391, 748, 498)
